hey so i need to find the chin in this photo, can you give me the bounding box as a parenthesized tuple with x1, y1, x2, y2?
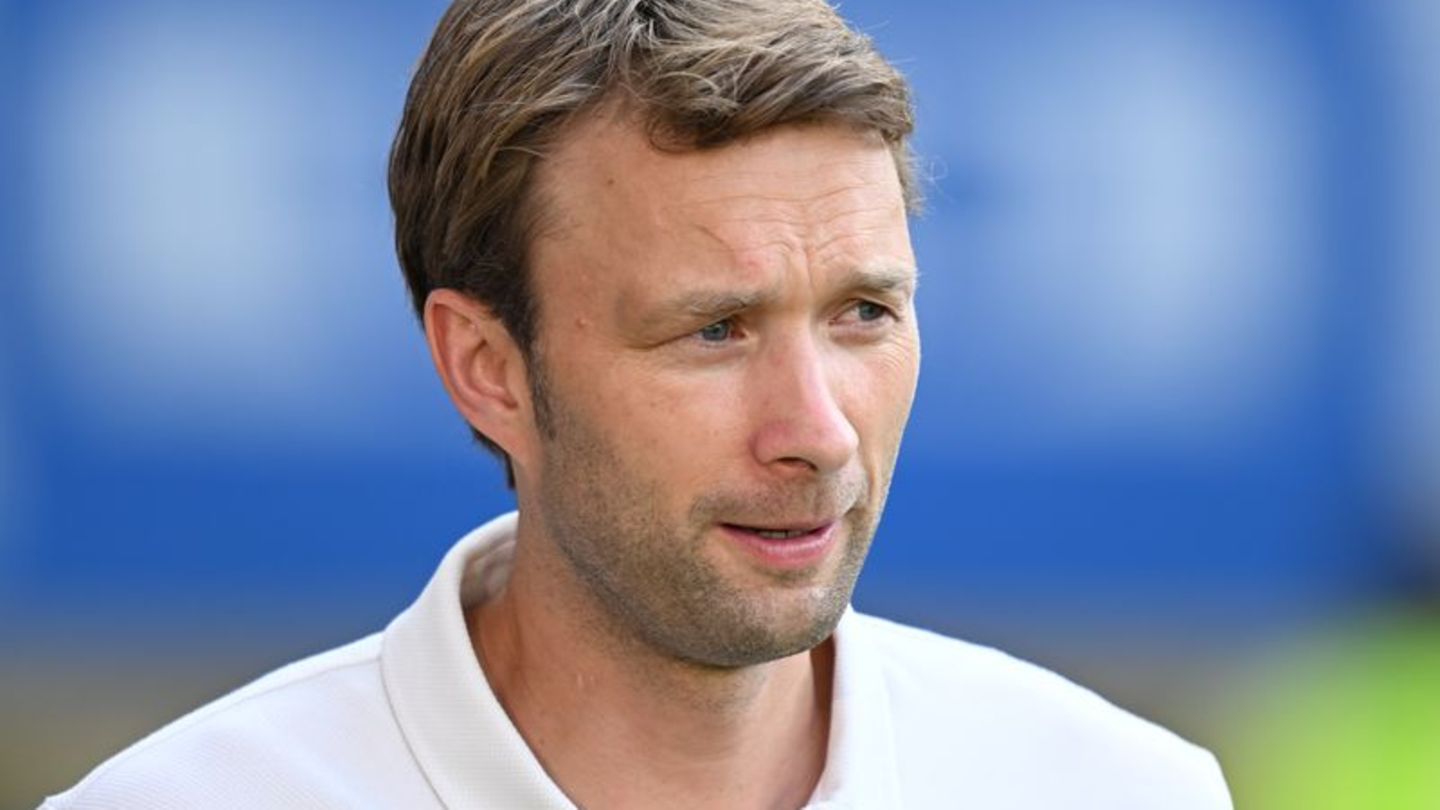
(681, 589, 848, 669)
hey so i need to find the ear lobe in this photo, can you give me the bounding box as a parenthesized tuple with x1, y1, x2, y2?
(423, 289, 531, 459)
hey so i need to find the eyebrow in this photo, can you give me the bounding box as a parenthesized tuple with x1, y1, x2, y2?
(833, 264, 919, 297)
(635, 264, 919, 327)
(672, 290, 768, 322)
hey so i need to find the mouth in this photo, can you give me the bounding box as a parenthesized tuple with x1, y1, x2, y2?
(723, 523, 824, 538)
(718, 521, 839, 570)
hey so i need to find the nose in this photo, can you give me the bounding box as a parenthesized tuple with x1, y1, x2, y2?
(750, 337, 860, 476)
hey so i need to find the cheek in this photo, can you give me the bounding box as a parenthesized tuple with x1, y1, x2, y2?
(840, 351, 920, 469)
(592, 363, 746, 473)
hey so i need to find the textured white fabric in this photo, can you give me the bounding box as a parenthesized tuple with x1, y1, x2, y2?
(42, 512, 1232, 809)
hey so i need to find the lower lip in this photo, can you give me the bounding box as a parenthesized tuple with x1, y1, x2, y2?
(720, 522, 838, 570)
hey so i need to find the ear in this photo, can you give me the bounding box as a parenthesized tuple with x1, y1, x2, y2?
(423, 289, 537, 467)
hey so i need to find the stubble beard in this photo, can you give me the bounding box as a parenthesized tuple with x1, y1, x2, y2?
(531, 376, 885, 670)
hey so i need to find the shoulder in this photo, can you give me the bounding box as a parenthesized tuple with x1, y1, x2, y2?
(41, 634, 432, 810)
(846, 613, 1232, 809)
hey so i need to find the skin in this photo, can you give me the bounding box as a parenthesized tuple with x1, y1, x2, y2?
(425, 112, 920, 809)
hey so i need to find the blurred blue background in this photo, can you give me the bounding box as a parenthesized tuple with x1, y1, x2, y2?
(3, 0, 1437, 806)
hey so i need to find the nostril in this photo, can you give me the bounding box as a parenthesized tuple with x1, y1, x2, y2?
(775, 456, 819, 471)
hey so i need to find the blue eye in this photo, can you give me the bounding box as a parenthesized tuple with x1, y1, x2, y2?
(855, 301, 888, 322)
(697, 320, 733, 342)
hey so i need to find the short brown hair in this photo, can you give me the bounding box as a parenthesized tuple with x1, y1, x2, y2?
(389, 0, 917, 471)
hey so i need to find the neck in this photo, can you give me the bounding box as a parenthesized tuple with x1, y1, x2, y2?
(468, 515, 834, 810)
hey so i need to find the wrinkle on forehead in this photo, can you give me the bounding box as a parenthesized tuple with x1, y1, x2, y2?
(685, 205, 910, 296)
(674, 166, 886, 208)
(678, 174, 905, 258)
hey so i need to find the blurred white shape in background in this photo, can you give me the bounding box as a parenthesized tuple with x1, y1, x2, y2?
(1376, 0, 1440, 556)
(31, 6, 416, 452)
(926, 5, 1322, 454)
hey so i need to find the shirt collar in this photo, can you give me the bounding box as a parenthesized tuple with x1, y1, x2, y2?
(382, 512, 574, 809)
(810, 607, 904, 807)
(380, 511, 901, 809)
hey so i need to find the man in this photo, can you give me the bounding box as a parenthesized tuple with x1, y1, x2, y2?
(45, 0, 1232, 807)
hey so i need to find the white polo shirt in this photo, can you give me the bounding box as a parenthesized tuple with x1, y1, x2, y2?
(44, 513, 1232, 809)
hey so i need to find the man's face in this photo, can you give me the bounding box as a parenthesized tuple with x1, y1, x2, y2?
(520, 116, 919, 668)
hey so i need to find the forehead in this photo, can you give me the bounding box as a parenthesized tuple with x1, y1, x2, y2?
(527, 113, 912, 314)
(541, 113, 901, 224)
